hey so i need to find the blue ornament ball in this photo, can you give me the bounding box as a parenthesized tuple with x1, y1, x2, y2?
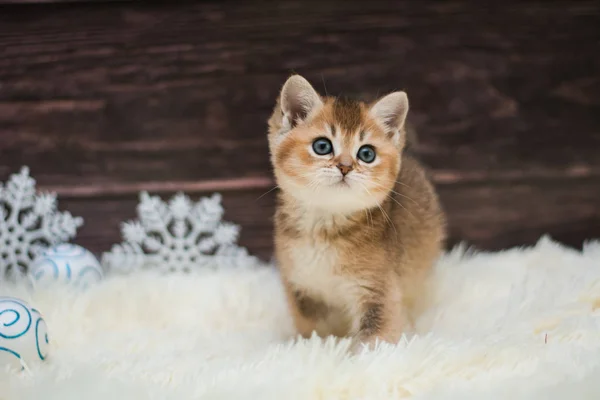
(0, 296, 49, 369)
(29, 244, 104, 289)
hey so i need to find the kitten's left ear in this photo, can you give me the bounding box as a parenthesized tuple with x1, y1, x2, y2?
(369, 91, 409, 135)
(279, 75, 323, 128)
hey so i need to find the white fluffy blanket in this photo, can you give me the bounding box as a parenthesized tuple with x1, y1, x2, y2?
(1, 236, 600, 400)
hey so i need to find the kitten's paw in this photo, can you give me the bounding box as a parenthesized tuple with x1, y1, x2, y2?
(347, 337, 364, 355)
(348, 336, 378, 355)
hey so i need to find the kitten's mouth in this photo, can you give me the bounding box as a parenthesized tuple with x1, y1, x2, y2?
(332, 179, 350, 188)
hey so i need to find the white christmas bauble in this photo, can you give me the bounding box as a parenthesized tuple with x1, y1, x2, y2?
(29, 243, 104, 289)
(0, 296, 49, 369)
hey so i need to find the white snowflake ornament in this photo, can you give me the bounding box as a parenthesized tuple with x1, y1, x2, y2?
(102, 191, 259, 274)
(0, 167, 83, 279)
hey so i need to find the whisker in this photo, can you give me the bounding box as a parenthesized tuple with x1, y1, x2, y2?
(365, 207, 374, 230)
(363, 180, 418, 219)
(377, 201, 397, 236)
(355, 181, 397, 235)
(379, 186, 419, 206)
(321, 74, 329, 97)
(389, 190, 418, 205)
(393, 180, 413, 189)
(384, 193, 417, 220)
(350, 175, 418, 221)
(255, 185, 279, 201)
(352, 176, 419, 206)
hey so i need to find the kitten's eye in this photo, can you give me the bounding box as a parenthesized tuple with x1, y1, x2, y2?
(312, 138, 333, 155)
(357, 145, 376, 163)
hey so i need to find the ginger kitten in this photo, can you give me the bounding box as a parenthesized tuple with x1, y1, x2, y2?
(267, 75, 446, 352)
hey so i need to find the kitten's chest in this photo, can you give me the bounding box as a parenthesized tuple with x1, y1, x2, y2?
(286, 239, 357, 308)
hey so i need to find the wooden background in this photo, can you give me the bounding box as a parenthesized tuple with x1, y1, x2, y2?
(1, 1, 599, 261)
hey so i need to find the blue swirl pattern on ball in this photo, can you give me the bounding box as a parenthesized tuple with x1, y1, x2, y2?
(44, 243, 88, 258)
(77, 266, 103, 290)
(30, 244, 103, 288)
(0, 346, 21, 362)
(32, 259, 60, 280)
(34, 317, 49, 360)
(0, 299, 32, 339)
(0, 299, 49, 366)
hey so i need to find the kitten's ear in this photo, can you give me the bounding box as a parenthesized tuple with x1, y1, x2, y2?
(280, 75, 323, 128)
(369, 91, 409, 134)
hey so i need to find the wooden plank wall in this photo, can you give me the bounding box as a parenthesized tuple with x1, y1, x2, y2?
(1, 1, 599, 261)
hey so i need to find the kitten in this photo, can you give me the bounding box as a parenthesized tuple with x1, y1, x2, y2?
(267, 75, 446, 352)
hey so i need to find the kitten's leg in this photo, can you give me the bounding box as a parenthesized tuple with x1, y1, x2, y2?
(350, 280, 408, 353)
(283, 282, 318, 338)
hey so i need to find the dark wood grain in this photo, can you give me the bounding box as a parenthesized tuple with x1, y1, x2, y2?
(0, 0, 114, 3)
(0, 1, 599, 254)
(441, 179, 600, 251)
(59, 180, 600, 261)
(0, 0, 113, 3)
(1, 1, 599, 192)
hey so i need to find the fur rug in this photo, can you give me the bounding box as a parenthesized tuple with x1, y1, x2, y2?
(1, 236, 600, 400)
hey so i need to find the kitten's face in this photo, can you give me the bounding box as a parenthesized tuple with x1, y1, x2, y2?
(268, 76, 409, 214)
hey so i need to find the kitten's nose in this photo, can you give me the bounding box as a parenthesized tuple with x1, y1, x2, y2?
(337, 162, 353, 176)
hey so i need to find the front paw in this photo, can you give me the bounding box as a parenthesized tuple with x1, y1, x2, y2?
(347, 336, 362, 355)
(348, 335, 378, 355)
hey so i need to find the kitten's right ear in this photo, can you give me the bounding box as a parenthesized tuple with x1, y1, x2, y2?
(280, 75, 323, 129)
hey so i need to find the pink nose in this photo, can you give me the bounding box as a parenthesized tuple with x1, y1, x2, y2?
(337, 163, 353, 176)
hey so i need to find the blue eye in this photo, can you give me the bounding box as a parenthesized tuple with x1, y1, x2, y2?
(312, 138, 333, 155)
(357, 145, 376, 163)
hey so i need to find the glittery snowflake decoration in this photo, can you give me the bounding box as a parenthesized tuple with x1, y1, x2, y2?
(0, 167, 83, 279)
(102, 191, 259, 274)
